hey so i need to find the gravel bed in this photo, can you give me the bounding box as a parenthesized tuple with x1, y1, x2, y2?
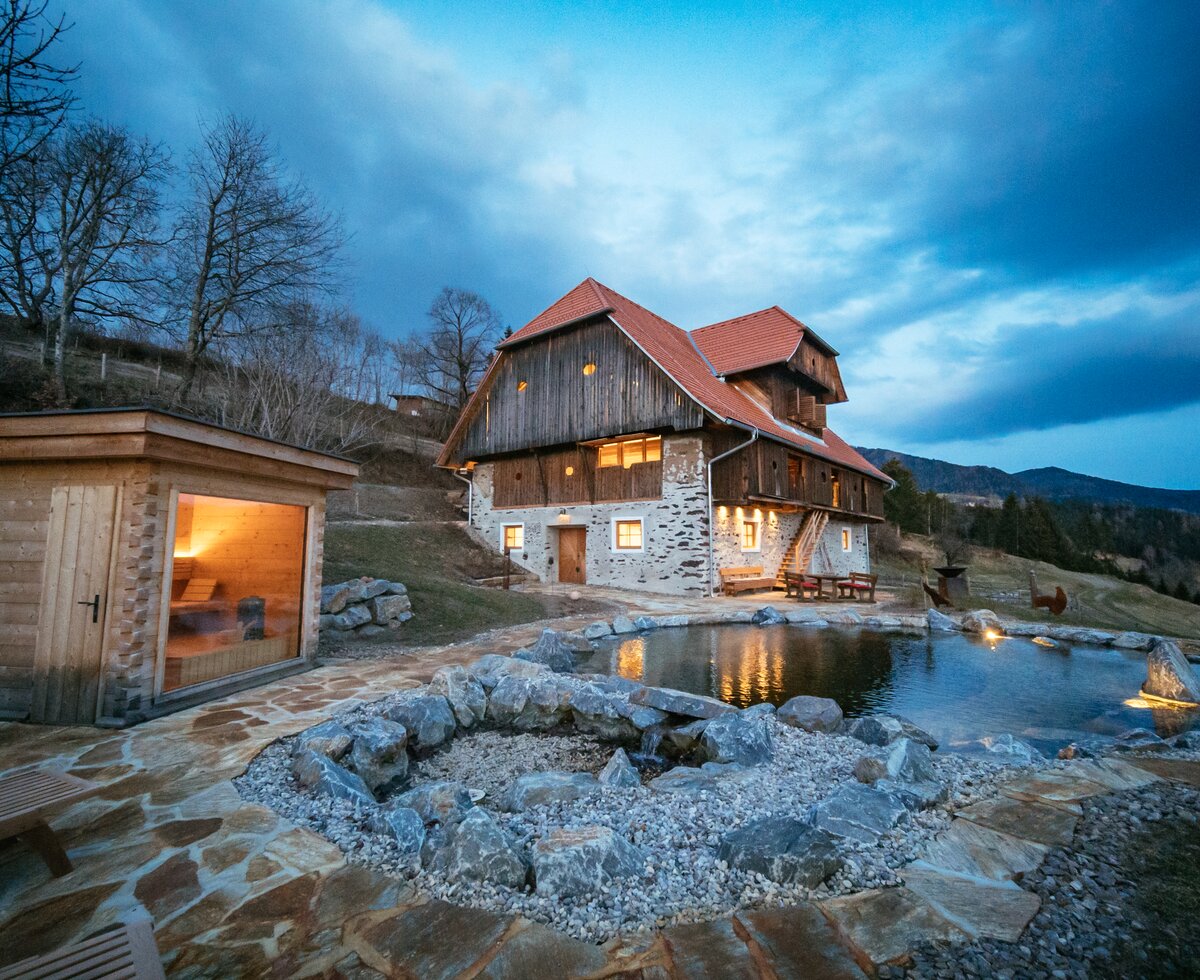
(238, 714, 1020, 943)
(903, 778, 1200, 979)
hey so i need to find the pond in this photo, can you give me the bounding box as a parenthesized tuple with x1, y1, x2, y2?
(578, 625, 1198, 755)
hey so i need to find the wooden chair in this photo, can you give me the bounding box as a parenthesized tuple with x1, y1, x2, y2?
(784, 572, 821, 600)
(719, 566, 776, 595)
(0, 913, 165, 979)
(0, 768, 98, 877)
(836, 572, 878, 602)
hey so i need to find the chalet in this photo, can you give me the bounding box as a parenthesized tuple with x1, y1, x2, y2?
(437, 279, 891, 596)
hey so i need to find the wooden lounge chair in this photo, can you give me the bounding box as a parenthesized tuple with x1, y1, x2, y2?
(837, 572, 878, 602)
(719, 565, 776, 595)
(0, 913, 165, 979)
(0, 768, 98, 877)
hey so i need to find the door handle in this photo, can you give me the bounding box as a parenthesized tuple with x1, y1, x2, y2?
(77, 594, 100, 623)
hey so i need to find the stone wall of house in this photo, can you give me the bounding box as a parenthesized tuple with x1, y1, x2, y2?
(709, 505, 805, 589)
(470, 434, 710, 596)
(809, 521, 872, 577)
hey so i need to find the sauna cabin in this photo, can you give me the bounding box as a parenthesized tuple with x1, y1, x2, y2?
(0, 409, 358, 726)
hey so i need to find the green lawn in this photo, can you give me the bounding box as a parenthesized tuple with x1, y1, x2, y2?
(322, 521, 592, 646)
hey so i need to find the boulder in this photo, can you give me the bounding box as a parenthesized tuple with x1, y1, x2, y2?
(599, 748, 642, 788)
(436, 808, 527, 888)
(384, 581, 408, 596)
(752, 606, 788, 626)
(488, 675, 577, 731)
(699, 713, 774, 766)
(657, 614, 690, 627)
(778, 695, 843, 733)
(369, 805, 426, 854)
(973, 733, 1044, 763)
(1171, 731, 1200, 750)
(1057, 741, 1099, 760)
(357, 624, 387, 638)
(811, 783, 909, 843)
(513, 629, 577, 673)
(1113, 631, 1156, 651)
(320, 581, 355, 615)
(825, 609, 863, 626)
(347, 717, 409, 793)
(660, 718, 710, 757)
(649, 762, 751, 793)
(961, 609, 1003, 635)
(292, 750, 375, 807)
(294, 720, 353, 761)
(505, 771, 599, 812)
(429, 665, 487, 728)
(395, 781, 474, 826)
(853, 754, 888, 785)
(532, 826, 644, 897)
(332, 604, 373, 631)
(369, 593, 412, 624)
(876, 778, 949, 811)
(632, 616, 659, 631)
(927, 609, 960, 632)
(717, 817, 841, 886)
(470, 654, 549, 689)
(1113, 728, 1169, 753)
(629, 685, 737, 720)
(611, 615, 638, 635)
(1143, 639, 1200, 705)
(318, 614, 338, 631)
(360, 578, 391, 600)
(386, 695, 457, 749)
(741, 702, 777, 719)
(886, 738, 937, 783)
(558, 631, 596, 653)
(568, 685, 638, 741)
(623, 703, 670, 731)
(582, 621, 613, 640)
(842, 714, 938, 750)
(1048, 627, 1115, 646)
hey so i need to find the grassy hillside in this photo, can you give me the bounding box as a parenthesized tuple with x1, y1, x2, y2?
(875, 534, 1200, 642)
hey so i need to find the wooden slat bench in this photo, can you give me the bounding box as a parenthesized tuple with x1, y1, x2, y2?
(0, 768, 98, 877)
(784, 572, 821, 600)
(719, 566, 776, 595)
(0, 915, 165, 979)
(837, 572, 878, 602)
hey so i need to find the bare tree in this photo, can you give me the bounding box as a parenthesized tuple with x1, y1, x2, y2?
(170, 114, 344, 401)
(416, 286, 501, 413)
(0, 0, 75, 178)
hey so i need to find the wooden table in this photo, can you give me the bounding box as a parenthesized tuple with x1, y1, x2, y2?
(786, 572, 846, 600)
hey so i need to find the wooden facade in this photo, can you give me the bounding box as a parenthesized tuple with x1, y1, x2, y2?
(451, 317, 704, 462)
(0, 410, 357, 726)
(491, 446, 664, 508)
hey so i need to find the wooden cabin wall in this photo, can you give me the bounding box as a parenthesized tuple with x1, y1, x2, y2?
(788, 337, 847, 401)
(453, 317, 704, 461)
(492, 446, 664, 508)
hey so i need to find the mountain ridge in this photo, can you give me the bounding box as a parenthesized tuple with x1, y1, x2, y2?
(856, 448, 1200, 514)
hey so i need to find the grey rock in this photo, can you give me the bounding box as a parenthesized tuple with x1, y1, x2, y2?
(294, 720, 353, 761)
(292, 750, 375, 807)
(876, 778, 950, 811)
(513, 629, 577, 673)
(1113, 631, 1156, 651)
(369, 592, 412, 624)
(332, 603, 373, 630)
(505, 771, 599, 811)
(699, 713, 774, 766)
(657, 614, 690, 627)
(624, 704, 670, 731)
(582, 621, 613, 639)
(558, 631, 596, 653)
(429, 665, 487, 728)
(778, 695, 843, 733)
(660, 718, 710, 757)
(611, 615, 638, 635)
(395, 780, 474, 826)
(961, 609, 1004, 635)
(470, 654, 549, 689)
(437, 808, 527, 887)
(1113, 727, 1169, 753)
(886, 738, 937, 783)
(1171, 731, 1200, 749)
(384, 581, 408, 596)
(853, 754, 888, 784)
(811, 783, 910, 842)
(318, 613, 338, 631)
(629, 685, 737, 720)
(568, 684, 636, 740)
(1143, 639, 1200, 705)
(825, 609, 863, 626)
(741, 702, 777, 718)
(842, 713, 939, 750)
(360, 578, 391, 600)
(649, 762, 749, 793)
(532, 826, 645, 897)
(386, 695, 457, 749)
(632, 616, 659, 631)
(356, 623, 386, 638)
(347, 717, 409, 793)
(973, 733, 1045, 763)
(320, 582, 355, 615)
(598, 748, 642, 788)
(752, 605, 788, 625)
(928, 608, 960, 632)
(717, 817, 842, 886)
(488, 674, 577, 731)
(369, 805, 426, 854)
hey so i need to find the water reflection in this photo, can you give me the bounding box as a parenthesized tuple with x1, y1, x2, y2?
(579, 625, 1199, 755)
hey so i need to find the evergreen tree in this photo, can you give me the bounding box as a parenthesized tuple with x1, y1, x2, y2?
(881, 459, 925, 534)
(1174, 579, 1191, 602)
(996, 494, 1022, 555)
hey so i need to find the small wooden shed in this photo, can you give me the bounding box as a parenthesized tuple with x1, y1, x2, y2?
(0, 409, 358, 726)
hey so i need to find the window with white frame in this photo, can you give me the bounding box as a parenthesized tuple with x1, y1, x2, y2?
(613, 518, 644, 551)
(502, 523, 524, 552)
(841, 527, 852, 552)
(740, 515, 762, 552)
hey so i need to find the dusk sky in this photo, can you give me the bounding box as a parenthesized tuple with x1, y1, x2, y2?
(62, 1, 1200, 488)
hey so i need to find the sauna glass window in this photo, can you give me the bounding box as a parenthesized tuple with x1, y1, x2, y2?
(841, 528, 852, 552)
(596, 436, 662, 469)
(741, 516, 762, 552)
(164, 493, 306, 693)
(502, 524, 524, 551)
(614, 519, 644, 551)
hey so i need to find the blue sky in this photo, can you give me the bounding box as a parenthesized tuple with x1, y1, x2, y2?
(60, 1, 1200, 487)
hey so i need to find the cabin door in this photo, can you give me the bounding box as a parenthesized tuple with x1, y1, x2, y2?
(31, 485, 121, 724)
(558, 528, 586, 584)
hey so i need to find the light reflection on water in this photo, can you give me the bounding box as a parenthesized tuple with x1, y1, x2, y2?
(580, 625, 1199, 755)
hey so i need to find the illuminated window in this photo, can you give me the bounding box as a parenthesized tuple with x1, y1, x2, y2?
(582, 362, 597, 376)
(841, 528, 852, 552)
(565, 465, 575, 476)
(596, 436, 662, 469)
(831, 470, 842, 508)
(613, 518, 644, 551)
(741, 516, 762, 552)
(516, 380, 528, 392)
(502, 524, 524, 551)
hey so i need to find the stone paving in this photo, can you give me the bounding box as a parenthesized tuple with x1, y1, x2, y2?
(2, 596, 1198, 978)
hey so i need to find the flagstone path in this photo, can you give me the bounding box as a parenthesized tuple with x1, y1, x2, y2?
(1, 611, 1196, 978)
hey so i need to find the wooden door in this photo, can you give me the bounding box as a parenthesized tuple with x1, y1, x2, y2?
(31, 485, 121, 724)
(558, 528, 586, 584)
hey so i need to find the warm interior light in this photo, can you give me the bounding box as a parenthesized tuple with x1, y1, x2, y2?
(565, 466, 574, 476)
(517, 380, 528, 392)
(582, 362, 596, 376)
(558, 508, 569, 523)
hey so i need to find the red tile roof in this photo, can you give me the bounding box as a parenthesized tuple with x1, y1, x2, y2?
(692, 307, 810, 375)
(494, 279, 889, 484)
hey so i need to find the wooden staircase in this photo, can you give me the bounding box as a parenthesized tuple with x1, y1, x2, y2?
(775, 510, 830, 587)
